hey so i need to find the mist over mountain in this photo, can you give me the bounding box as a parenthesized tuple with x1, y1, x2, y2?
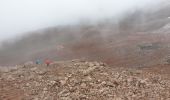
(0, 0, 164, 42)
(1, 1, 170, 100)
(0, 1, 170, 66)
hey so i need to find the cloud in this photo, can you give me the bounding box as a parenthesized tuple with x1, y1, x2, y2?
(0, 0, 163, 42)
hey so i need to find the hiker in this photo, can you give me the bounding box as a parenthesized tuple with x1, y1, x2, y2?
(45, 59, 52, 66)
(36, 59, 41, 65)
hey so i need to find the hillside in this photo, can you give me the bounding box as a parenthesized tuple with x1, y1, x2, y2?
(0, 60, 170, 100)
(1, 1, 170, 100)
(0, 3, 170, 66)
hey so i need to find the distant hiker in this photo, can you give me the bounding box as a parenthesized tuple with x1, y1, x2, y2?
(45, 59, 52, 66)
(36, 59, 41, 65)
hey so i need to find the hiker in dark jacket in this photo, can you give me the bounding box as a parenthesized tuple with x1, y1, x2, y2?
(36, 59, 41, 65)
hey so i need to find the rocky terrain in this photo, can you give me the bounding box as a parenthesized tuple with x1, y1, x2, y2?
(0, 1, 170, 100)
(0, 60, 170, 100)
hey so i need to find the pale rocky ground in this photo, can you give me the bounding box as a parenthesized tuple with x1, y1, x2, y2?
(0, 60, 170, 100)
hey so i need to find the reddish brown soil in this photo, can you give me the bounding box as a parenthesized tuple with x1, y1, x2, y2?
(54, 32, 170, 68)
(0, 61, 170, 100)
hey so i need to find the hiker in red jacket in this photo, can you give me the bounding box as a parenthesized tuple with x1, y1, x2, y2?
(45, 59, 52, 66)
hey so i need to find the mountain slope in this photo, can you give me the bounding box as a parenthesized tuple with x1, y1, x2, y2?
(0, 2, 170, 67)
(0, 60, 170, 100)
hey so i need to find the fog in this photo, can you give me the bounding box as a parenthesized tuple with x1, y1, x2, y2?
(0, 0, 163, 42)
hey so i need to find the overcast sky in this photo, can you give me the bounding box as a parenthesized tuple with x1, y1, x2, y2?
(0, 0, 162, 42)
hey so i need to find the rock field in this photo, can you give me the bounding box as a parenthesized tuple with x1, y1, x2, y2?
(0, 60, 170, 100)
